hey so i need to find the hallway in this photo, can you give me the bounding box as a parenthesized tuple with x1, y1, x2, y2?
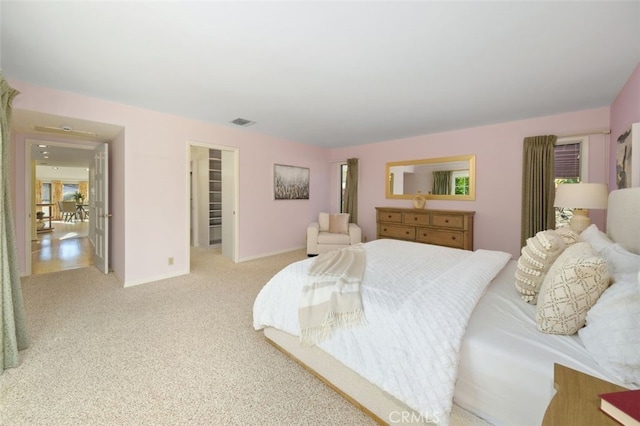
(31, 220, 94, 275)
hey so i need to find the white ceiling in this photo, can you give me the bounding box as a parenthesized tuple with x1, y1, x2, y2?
(2, 1, 640, 149)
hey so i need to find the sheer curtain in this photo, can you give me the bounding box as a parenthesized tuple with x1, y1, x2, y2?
(521, 135, 557, 247)
(343, 158, 358, 224)
(1, 74, 29, 375)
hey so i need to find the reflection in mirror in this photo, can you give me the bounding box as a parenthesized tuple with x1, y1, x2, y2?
(386, 155, 476, 200)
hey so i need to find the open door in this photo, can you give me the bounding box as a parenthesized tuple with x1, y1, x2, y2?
(93, 143, 109, 273)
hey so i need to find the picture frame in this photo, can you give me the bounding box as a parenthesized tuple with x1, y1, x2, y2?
(616, 122, 640, 189)
(274, 164, 310, 200)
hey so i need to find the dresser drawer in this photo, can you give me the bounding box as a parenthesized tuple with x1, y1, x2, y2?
(416, 228, 465, 249)
(379, 224, 416, 240)
(431, 214, 465, 229)
(378, 211, 402, 223)
(403, 212, 429, 226)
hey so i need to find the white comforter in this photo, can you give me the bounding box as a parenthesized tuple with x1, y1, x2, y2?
(253, 239, 510, 425)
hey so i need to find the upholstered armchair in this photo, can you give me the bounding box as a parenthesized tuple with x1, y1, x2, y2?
(307, 212, 362, 256)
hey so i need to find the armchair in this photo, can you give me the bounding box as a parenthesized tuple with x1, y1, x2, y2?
(307, 213, 362, 256)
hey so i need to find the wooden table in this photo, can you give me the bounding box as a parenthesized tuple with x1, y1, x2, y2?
(542, 363, 628, 425)
(35, 202, 54, 232)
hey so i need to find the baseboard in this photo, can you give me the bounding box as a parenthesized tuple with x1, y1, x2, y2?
(123, 268, 189, 288)
(238, 245, 305, 262)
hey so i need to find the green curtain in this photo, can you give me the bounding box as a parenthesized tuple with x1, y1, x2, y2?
(521, 135, 557, 247)
(1, 74, 29, 375)
(343, 158, 358, 224)
(432, 170, 452, 195)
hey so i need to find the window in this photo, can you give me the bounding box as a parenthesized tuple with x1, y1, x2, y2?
(452, 171, 470, 195)
(41, 182, 51, 203)
(339, 163, 348, 213)
(554, 136, 588, 226)
(62, 183, 79, 201)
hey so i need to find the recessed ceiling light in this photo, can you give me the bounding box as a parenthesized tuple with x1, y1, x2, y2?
(43, 156, 49, 159)
(38, 144, 47, 148)
(41, 151, 48, 154)
(53, 167, 59, 170)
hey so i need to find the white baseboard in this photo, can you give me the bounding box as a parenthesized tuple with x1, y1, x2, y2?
(238, 245, 305, 263)
(123, 268, 189, 288)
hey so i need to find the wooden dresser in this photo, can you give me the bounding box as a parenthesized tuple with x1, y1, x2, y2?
(376, 207, 474, 250)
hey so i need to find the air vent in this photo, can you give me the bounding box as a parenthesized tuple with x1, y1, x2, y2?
(230, 118, 256, 127)
(33, 125, 97, 138)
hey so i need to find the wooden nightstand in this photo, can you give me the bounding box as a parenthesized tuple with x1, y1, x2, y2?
(542, 363, 629, 425)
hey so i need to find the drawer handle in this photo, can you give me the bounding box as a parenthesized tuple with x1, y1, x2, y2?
(451, 236, 456, 240)
(445, 219, 449, 223)
(406, 231, 410, 235)
(414, 217, 418, 221)
(383, 228, 387, 232)
(387, 215, 392, 218)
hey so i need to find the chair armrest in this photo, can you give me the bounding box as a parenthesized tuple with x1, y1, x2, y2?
(348, 223, 362, 244)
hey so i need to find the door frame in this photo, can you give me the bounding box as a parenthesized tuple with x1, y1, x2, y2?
(186, 140, 239, 265)
(23, 138, 102, 275)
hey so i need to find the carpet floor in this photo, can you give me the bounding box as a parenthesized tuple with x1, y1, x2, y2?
(2, 247, 489, 426)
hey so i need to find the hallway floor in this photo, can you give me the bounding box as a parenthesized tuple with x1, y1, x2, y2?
(31, 220, 94, 275)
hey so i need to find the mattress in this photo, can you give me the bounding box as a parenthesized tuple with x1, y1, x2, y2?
(454, 260, 622, 426)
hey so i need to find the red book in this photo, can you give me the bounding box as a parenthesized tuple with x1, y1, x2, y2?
(599, 389, 640, 426)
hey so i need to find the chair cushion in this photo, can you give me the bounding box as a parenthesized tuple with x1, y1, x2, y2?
(318, 212, 330, 232)
(317, 231, 351, 245)
(329, 213, 349, 234)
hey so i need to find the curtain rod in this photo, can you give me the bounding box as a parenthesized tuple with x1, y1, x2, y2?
(558, 129, 610, 138)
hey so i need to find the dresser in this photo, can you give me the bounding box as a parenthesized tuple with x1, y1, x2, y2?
(375, 207, 474, 250)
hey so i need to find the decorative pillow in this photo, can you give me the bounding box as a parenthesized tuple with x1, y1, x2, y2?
(318, 212, 330, 232)
(536, 242, 610, 335)
(580, 224, 640, 274)
(515, 230, 567, 304)
(328, 213, 349, 234)
(554, 226, 580, 246)
(579, 274, 640, 387)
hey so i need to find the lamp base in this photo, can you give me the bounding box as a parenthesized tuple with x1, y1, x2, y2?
(569, 209, 590, 233)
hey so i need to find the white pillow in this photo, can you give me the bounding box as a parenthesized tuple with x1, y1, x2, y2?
(318, 212, 330, 232)
(579, 274, 640, 387)
(515, 230, 566, 304)
(580, 224, 640, 274)
(536, 242, 610, 335)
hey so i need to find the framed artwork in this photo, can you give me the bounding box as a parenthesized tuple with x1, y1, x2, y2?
(616, 123, 640, 189)
(274, 164, 310, 200)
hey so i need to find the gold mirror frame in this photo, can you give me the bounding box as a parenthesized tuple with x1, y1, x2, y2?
(385, 154, 476, 200)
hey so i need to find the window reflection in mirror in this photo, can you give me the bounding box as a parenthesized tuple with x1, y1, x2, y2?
(386, 155, 476, 200)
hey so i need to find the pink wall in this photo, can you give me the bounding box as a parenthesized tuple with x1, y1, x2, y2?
(331, 108, 611, 259)
(610, 61, 640, 189)
(10, 80, 330, 285)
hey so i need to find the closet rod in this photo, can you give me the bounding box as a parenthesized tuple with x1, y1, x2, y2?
(558, 129, 610, 138)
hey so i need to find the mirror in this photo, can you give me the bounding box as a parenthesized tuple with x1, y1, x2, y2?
(385, 154, 476, 200)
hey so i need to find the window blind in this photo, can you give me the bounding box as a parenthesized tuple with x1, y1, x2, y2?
(554, 143, 580, 179)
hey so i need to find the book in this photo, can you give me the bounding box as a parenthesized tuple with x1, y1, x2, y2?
(599, 389, 640, 426)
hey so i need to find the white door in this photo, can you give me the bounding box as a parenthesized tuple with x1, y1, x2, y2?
(93, 143, 109, 273)
(221, 150, 235, 259)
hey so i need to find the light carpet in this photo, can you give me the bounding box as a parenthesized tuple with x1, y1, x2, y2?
(1, 247, 488, 425)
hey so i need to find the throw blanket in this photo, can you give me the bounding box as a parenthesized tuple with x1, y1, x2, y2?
(253, 239, 510, 425)
(299, 244, 366, 345)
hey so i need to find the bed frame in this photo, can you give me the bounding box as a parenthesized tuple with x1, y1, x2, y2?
(263, 187, 640, 426)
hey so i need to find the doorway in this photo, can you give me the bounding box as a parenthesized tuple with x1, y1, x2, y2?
(187, 141, 238, 265)
(25, 139, 107, 275)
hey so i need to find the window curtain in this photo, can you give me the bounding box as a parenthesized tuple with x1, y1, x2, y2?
(35, 180, 42, 204)
(521, 135, 557, 247)
(432, 170, 452, 195)
(79, 181, 88, 202)
(343, 158, 358, 224)
(52, 180, 63, 219)
(1, 74, 29, 375)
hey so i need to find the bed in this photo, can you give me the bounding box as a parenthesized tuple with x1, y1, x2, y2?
(253, 187, 640, 425)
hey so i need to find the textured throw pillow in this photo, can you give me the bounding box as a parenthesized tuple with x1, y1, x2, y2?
(318, 212, 330, 232)
(328, 213, 349, 234)
(554, 227, 580, 246)
(536, 242, 610, 335)
(515, 230, 567, 304)
(579, 273, 640, 387)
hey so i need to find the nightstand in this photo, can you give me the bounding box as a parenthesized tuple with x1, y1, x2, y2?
(542, 363, 629, 425)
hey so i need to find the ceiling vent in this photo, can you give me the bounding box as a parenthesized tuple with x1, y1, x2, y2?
(230, 118, 256, 127)
(33, 125, 98, 138)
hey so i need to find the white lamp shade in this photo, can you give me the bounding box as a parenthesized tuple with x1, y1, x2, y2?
(554, 183, 609, 209)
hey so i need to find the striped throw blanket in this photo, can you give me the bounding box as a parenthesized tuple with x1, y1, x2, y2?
(299, 244, 366, 346)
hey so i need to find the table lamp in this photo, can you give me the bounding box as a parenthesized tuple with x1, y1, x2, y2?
(554, 183, 608, 233)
